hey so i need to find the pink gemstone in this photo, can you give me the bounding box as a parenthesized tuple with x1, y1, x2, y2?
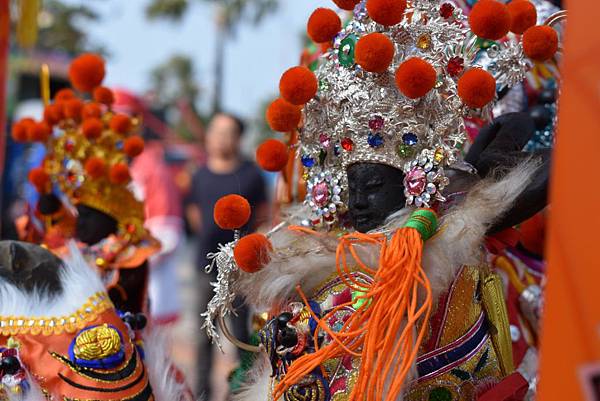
(368, 116, 384, 131)
(319, 133, 331, 148)
(405, 167, 427, 196)
(440, 3, 455, 19)
(312, 182, 330, 207)
(447, 56, 464, 77)
(341, 137, 354, 151)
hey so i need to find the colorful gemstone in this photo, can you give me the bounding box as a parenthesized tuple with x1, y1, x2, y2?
(417, 34, 432, 50)
(439, 3, 455, 19)
(405, 167, 427, 196)
(334, 144, 341, 156)
(319, 79, 330, 92)
(341, 137, 354, 151)
(64, 141, 74, 152)
(447, 56, 464, 77)
(319, 149, 327, 164)
(312, 182, 330, 207)
(434, 148, 445, 163)
(368, 115, 385, 131)
(367, 133, 384, 148)
(338, 34, 357, 67)
(397, 143, 414, 157)
(301, 155, 315, 167)
(319, 133, 331, 148)
(402, 133, 418, 146)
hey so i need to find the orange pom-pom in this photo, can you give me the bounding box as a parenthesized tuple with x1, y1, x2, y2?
(469, 0, 511, 40)
(84, 157, 106, 179)
(458, 68, 497, 108)
(109, 163, 131, 185)
(82, 118, 104, 140)
(355, 32, 395, 73)
(27, 121, 52, 142)
(256, 139, 289, 172)
(69, 53, 106, 92)
(82, 102, 103, 120)
(233, 233, 272, 273)
(395, 57, 437, 99)
(366, 0, 407, 26)
(266, 98, 302, 133)
(54, 88, 75, 102)
(64, 98, 84, 121)
(44, 104, 64, 125)
(523, 25, 558, 62)
(11, 119, 33, 142)
(124, 136, 145, 158)
(332, 0, 360, 10)
(110, 114, 133, 135)
(93, 86, 114, 106)
(28, 167, 50, 193)
(279, 66, 318, 105)
(508, 0, 537, 34)
(213, 194, 251, 230)
(307, 8, 341, 44)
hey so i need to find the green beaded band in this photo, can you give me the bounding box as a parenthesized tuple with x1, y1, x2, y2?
(404, 209, 438, 241)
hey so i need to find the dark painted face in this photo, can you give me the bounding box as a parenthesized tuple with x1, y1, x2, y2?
(347, 163, 406, 233)
(76, 204, 118, 246)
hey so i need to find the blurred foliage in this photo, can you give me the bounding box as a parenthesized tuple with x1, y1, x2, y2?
(33, 0, 105, 55)
(150, 54, 199, 106)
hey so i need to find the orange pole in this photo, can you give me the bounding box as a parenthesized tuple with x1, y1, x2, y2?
(538, 0, 600, 400)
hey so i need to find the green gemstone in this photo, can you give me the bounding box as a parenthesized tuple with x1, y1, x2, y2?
(429, 387, 452, 401)
(397, 143, 414, 157)
(319, 149, 327, 165)
(318, 79, 330, 92)
(475, 37, 496, 49)
(338, 34, 357, 67)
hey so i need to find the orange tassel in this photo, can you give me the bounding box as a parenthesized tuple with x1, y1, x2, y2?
(275, 209, 437, 401)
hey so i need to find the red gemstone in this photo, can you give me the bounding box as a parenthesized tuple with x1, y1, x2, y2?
(368, 116, 384, 131)
(447, 56, 464, 77)
(341, 137, 354, 151)
(65, 141, 74, 152)
(127, 224, 137, 233)
(405, 167, 427, 196)
(312, 182, 330, 207)
(440, 3, 455, 19)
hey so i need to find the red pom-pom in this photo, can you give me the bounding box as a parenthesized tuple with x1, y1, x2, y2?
(266, 98, 302, 132)
(279, 66, 318, 105)
(82, 118, 104, 140)
(69, 53, 106, 92)
(110, 114, 133, 135)
(11, 119, 34, 142)
(54, 88, 75, 103)
(523, 25, 558, 62)
(332, 0, 360, 10)
(27, 121, 52, 142)
(124, 136, 145, 158)
(44, 104, 64, 125)
(82, 102, 103, 120)
(213, 194, 252, 230)
(93, 86, 114, 106)
(28, 167, 50, 193)
(366, 0, 407, 26)
(469, 0, 511, 40)
(233, 233, 273, 273)
(84, 157, 106, 179)
(64, 98, 84, 121)
(395, 57, 437, 99)
(355, 32, 395, 73)
(109, 163, 131, 185)
(508, 0, 537, 34)
(307, 8, 341, 43)
(458, 68, 497, 108)
(256, 139, 289, 172)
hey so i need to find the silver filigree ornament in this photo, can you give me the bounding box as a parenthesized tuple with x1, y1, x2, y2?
(297, 0, 529, 224)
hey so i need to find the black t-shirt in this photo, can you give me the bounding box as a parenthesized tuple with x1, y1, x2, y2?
(190, 160, 267, 270)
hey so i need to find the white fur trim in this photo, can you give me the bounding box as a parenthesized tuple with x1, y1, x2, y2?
(231, 354, 271, 401)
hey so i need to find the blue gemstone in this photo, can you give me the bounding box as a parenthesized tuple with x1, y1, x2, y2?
(301, 155, 315, 167)
(334, 144, 341, 156)
(368, 133, 384, 148)
(402, 133, 418, 146)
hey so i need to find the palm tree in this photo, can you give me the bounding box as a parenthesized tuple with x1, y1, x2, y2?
(145, 0, 278, 113)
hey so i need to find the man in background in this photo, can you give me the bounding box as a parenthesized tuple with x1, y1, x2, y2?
(186, 112, 267, 400)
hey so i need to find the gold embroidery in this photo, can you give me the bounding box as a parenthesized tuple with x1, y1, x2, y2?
(74, 324, 121, 360)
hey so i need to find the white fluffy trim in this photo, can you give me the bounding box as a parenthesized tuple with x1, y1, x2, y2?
(231, 354, 272, 401)
(0, 242, 105, 318)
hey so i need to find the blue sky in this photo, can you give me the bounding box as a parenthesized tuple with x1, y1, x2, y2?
(67, 0, 323, 119)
